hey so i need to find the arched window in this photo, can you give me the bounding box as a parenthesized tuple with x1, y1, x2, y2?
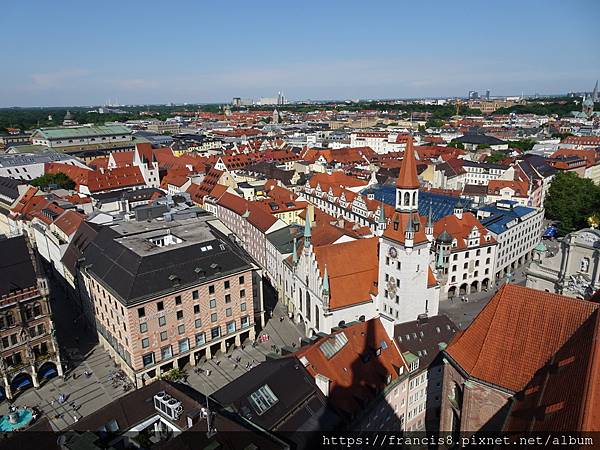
(306, 292, 311, 320)
(580, 257, 590, 273)
(412, 191, 417, 205)
(315, 306, 320, 330)
(6, 312, 14, 327)
(404, 192, 410, 207)
(299, 290, 303, 312)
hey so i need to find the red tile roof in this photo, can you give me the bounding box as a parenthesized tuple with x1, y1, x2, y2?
(396, 136, 419, 189)
(313, 237, 378, 310)
(45, 163, 146, 193)
(504, 309, 600, 432)
(53, 210, 85, 236)
(293, 318, 407, 419)
(433, 212, 496, 250)
(487, 179, 529, 197)
(445, 284, 599, 393)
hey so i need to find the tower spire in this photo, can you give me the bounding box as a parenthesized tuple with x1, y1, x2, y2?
(304, 208, 312, 247)
(396, 136, 419, 189)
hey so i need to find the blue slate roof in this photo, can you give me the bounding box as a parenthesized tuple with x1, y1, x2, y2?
(362, 184, 471, 222)
(477, 201, 536, 235)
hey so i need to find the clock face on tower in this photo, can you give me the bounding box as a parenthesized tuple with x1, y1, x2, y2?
(388, 246, 398, 259)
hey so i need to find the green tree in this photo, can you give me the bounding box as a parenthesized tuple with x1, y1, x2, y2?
(159, 368, 188, 382)
(31, 172, 75, 190)
(544, 172, 600, 235)
(447, 141, 465, 150)
(507, 139, 536, 152)
(487, 151, 506, 164)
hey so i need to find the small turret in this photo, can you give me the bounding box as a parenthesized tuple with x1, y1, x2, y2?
(453, 199, 464, 220)
(322, 265, 330, 310)
(425, 200, 434, 241)
(304, 208, 312, 251)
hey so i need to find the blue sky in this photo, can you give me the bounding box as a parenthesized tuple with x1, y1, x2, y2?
(1, 0, 599, 106)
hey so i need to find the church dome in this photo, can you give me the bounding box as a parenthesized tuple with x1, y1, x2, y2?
(64, 110, 74, 120)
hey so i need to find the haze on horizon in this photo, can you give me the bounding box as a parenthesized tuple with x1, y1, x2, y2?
(1, 0, 599, 108)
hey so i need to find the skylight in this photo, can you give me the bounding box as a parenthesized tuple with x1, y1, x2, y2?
(248, 384, 279, 415)
(320, 332, 348, 359)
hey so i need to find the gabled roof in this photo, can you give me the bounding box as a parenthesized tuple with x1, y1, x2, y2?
(293, 318, 407, 420)
(433, 212, 495, 250)
(394, 314, 458, 369)
(313, 237, 378, 310)
(45, 162, 145, 193)
(504, 309, 600, 432)
(53, 210, 85, 237)
(445, 284, 599, 393)
(383, 211, 428, 246)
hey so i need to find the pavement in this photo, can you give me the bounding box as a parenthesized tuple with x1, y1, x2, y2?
(0, 279, 305, 429)
(185, 294, 305, 396)
(439, 265, 530, 330)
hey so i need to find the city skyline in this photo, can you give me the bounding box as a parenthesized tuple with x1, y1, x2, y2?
(1, 0, 599, 107)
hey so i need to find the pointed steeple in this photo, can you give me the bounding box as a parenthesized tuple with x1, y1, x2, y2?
(377, 199, 386, 224)
(396, 136, 419, 189)
(427, 200, 434, 228)
(304, 208, 312, 247)
(322, 265, 330, 296)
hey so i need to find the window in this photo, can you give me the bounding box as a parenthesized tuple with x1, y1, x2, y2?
(160, 331, 168, 341)
(226, 308, 232, 317)
(195, 332, 205, 346)
(211, 326, 220, 339)
(210, 299, 217, 309)
(241, 316, 249, 329)
(140, 322, 148, 333)
(240, 303, 247, 312)
(248, 385, 279, 415)
(195, 318, 202, 328)
(138, 307, 145, 318)
(581, 257, 590, 273)
(240, 289, 246, 298)
(158, 316, 166, 327)
(211, 313, 218, 322)
(142, 352, 154, 367)
(227, 321, 236, 333)
(194, 305, 200, 314)
(176, 310, 184, 320)
(239, 276, 245, 284)
(142, 338, 149, 348)
(179, 338, 189, 353)
(453, 254, 458, 261)
(157, 301, 164, 311)
(225, 294, 231, 304)
(224, 280, 230, 289)
(209, 285, 215, 294)
(178, 324, 185, 335)
(161, 346, 172, 360)
(175, 295, 182, 305)
(192, 290, 199, 300)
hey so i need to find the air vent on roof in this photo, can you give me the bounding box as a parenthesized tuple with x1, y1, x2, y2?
(154, 392, 183, 420)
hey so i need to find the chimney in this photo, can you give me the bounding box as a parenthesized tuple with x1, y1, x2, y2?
(308, 203, 315, 225)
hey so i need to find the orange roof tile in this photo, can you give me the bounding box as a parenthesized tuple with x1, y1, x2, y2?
(396, 136, 419, 189)
(313, 237, 378, 310)
(445, 284, 599, 392)
(293, 318, 407, 419)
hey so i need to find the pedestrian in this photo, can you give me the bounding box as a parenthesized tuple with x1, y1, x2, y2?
(279, 316, 284, 322)
(73, 415, 79, 423)
(50, 399, 55, 407)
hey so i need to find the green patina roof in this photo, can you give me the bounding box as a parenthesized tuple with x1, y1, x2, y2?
(402, 351, 418, 364)
(6, 144, 49, 153)
(33, 124, 131, 140)
(534, 242, 547, 252)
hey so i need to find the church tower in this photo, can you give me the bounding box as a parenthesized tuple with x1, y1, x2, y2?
(377, 136, 439, 333)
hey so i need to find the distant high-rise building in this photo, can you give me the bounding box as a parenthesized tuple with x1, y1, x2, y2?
(485, 89, 490, 100)
(468, 90, 479, 100)
(593, 80, 599, 102)
(232, 97, 241, 107)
